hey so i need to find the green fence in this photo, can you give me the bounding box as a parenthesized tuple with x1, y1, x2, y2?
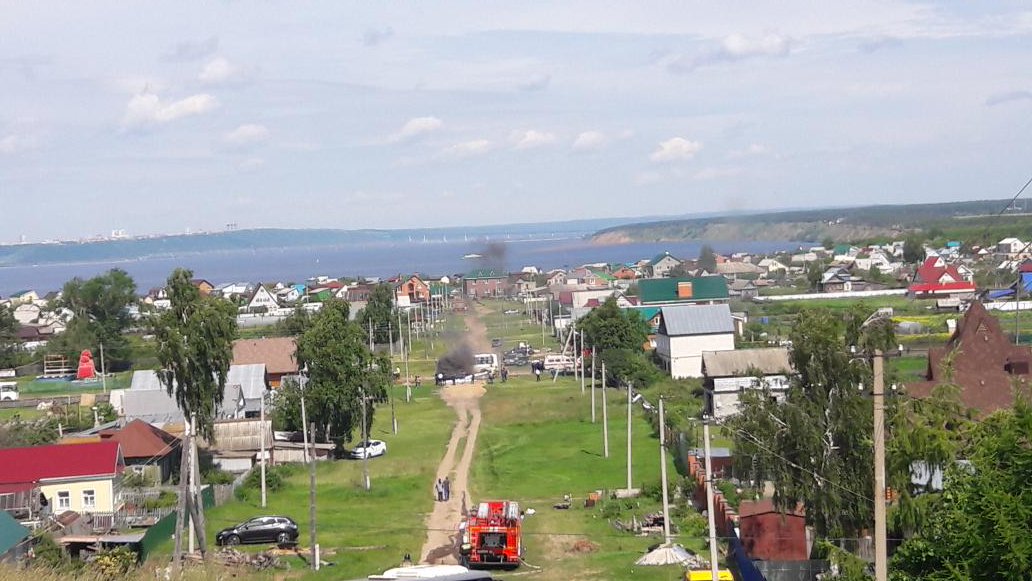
(137, 485, 217, 560)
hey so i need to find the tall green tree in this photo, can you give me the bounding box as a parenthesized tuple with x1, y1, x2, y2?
(0, 305, 19, 369)
(356, 283, 396, 344)
(892, 396, 1032, 580)
(292, 299, 390, 443)
(698, 244, 718, 273)
(903, 234, 925, 264)
(729, 308, 874, 542)
(578, 297, 652, 385)
(152, 268, 237, 441)
(49, 269, 137, 368)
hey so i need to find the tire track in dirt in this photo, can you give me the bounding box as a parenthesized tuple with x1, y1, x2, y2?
(419, 304, 490, 564)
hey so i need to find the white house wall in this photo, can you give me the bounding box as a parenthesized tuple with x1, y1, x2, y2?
(708, 375, 790, 419)
(657, 333, 735, 378)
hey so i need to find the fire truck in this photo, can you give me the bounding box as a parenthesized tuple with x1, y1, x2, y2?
(459, 501, 523, 569)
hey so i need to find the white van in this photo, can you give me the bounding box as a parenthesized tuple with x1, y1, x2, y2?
(542, 355, 576, 373)
(473, 353, 498, 374)
(0, 382, 18, 402)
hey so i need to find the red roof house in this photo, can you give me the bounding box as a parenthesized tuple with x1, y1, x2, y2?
(98, 420, 181, 484)
(908, 257, 976, 298)
(907, 301, 1029, 416)
(0, 441, 124, 514)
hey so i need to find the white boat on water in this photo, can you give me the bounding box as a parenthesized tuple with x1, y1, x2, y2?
(463, 253, 482, 259)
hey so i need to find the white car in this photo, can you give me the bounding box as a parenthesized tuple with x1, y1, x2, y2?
(350, 439, 387, 459)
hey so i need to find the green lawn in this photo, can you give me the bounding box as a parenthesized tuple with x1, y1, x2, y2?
(149, 385, 455, 579)
(471, 375, 699, 581)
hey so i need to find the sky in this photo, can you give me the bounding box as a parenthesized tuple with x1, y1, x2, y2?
(2, 2, 1032, 242)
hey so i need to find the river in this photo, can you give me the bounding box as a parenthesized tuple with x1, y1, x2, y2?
(0, 238, 804, 296)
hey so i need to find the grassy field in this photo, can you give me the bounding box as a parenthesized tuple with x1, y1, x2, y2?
(162, 386, 457, 579)
(472, 375, 697, 581)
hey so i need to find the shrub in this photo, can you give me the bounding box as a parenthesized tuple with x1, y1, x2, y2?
(142, 490, 177, 510)
(91, 546, 138, 579)
(202, 469, 235, 485)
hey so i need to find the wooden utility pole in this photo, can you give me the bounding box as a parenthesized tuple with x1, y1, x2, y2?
(659, 397, 671, 545)
(601, 360, 609, 458)
(172, 416, 190, 567)
(99, 343, 107, 393)
(361, 386, 371, 491)
(626, 382, 633, 491)
(309, 421, 318, 571)
(590, 346, 596, 423)
(260, 395, 267, 507)
(188, 415, 208, 558)
(704, 417, 719, 580)
(579, 331, 585, 394)
(874, 350, 887, 581)
(300, 371, 310, 464)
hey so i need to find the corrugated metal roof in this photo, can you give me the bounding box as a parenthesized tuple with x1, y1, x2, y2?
(226, 364, 267, 400)
(130, 370, 166, 391)
(638, 276, 729, 304)
(659, 304, 733, 336)
(122, 389, 183, 425)
(0, 507, 30, 555)
(702, 348, 792, 377)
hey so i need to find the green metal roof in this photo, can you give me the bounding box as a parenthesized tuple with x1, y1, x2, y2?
(591, 270, 616, 282)
(464, 269, 506, 279)
(637, 276, 729, 304)
(0, 510, 28, 556)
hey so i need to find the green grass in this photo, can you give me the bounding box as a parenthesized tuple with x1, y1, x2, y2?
(471, 375, 698, 581)
(147, 382, 455, 579)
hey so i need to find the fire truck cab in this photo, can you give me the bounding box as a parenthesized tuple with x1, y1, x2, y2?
(459, 501, 522, 569)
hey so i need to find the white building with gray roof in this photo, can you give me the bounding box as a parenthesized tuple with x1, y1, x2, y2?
(655, 304, 735, 378)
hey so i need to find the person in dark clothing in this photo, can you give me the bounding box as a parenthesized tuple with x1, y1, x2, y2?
(500, 367, 508, 382)
(443, 477, 451, 501)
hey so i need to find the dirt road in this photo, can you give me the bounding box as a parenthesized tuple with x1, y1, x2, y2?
(419, 304, 491, 564)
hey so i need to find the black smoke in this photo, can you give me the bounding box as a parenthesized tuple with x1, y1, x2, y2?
(473, 241, 508, 274)
(436, 343, 474, 377)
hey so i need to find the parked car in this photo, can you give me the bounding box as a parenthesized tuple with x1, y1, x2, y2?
(503, 354, 528, 366)
(491, 338, 503, 348)
(350, 439, 387, 459)
(216, 516, 299, 546)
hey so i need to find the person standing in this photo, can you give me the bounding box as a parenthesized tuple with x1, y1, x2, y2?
(444, 477, 451, 501)
(435, 479, 443, 502)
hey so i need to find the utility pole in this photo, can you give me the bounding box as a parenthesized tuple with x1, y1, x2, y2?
(300, 370, 310, 464)
(260, 394, 267, 508)
(403, 332, 411, 403)
(590, 346, 596, 423)
(579, 331, 585, 394)
(874, 350, 887, 581)
(704, 417, 719, 580)
(388, 323, 398, 434)
(309, 420, 318, 571)
(368, 321, 374, 353)
(626, 382, 633, 491)
(389, 322, 394, 358)
(601, 360, 609, 458)
(659, 397, 671, 545)
(99, 343, 107, 393)
(360, 386, 371, 491)
(540, 300, 546, 347)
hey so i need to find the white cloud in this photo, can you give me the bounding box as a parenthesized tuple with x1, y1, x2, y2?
(121, 92, 219, 128)
(571, 131, 608, 151)
(511, 129, 556, 150)
(198, 57, 248, 84)
(668, 32, 792, 72)
(439, 139, 492, 159)
(224, 124, 270, 146)
(650, 137, 703, 163)
(390, 116, 444, 142)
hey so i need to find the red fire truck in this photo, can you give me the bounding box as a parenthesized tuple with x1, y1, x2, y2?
(459, 501, 523, 569)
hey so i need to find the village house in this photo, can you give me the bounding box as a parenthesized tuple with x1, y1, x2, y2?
(96, 420, 180, 486)
(508, 273, 538, 297)
(715, 261, 764, 279)
(907, 301, 1029, 416)
(819, 266, 865, 293)
(655, 304, 736, 379)
(245, 285, 280, 312)
(463, 269, 509, 298)
(648, 252, 682, 278)
(0, 441, 125, 516)
(728, 279, 759, 300)
(996, 237, 1028, 259)
(394, 275, 431, 306)
(908, 256, 976, 299)
(702, 348, 792, 419)
(6, 290, 39, 307)
(637, 276, 730, 306)
(232, 337, 298, 388)
(142, 287, 171, 310)
(190, 279, 214, 296)
(756, 257, 788, 275)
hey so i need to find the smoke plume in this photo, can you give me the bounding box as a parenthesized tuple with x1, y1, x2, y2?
(436, 343, 474, 376)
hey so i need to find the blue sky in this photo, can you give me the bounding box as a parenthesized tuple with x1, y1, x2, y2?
(2, 1, 1031, 241)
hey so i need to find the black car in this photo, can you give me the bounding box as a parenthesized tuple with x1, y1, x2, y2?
(491, 338, 503, 348)
(216, 516, 299, 546)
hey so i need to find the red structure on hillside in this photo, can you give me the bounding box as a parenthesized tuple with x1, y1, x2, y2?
(75, 350, 96, 380)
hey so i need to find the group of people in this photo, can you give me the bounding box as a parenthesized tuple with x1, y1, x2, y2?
(434, 477, 451, 502)
(485, 367, 509, 384)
